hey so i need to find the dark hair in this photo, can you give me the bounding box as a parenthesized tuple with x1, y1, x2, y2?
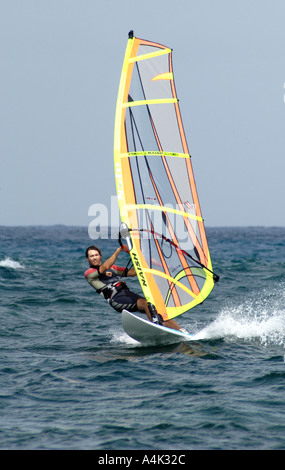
(85, 245, 102, 258)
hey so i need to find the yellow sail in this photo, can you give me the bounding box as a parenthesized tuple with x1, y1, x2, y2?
(114, 31, 218, 321)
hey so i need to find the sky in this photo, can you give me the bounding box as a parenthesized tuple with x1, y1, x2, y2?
(1, 0, 285, 227)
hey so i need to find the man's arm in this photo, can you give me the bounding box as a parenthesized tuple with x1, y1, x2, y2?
(99, 245, 128, 274)
(127, 267, 137, 277)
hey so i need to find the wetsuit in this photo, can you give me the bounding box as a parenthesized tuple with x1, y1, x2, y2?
(85, 265, 142, 312)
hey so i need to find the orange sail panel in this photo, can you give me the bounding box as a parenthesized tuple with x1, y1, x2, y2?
(114, 31, 216, 321)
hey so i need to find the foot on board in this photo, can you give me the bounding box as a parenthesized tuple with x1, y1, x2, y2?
(148, 303, 163, 325)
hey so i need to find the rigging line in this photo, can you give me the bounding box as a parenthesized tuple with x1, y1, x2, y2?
(133, 111, 198, 296)
(135, 63, 181, 305)
(128, 227, 220, 283)
(128, 94, 153, 266)
(118, 230, 133, 278)
(168, 55, 207, 265)
(132, 60, 173, 270)
(134, 59, 177, 283)
(159, 150, 206, 264)
(130, 58, 196, 300)
(128, 103, 145, 203)
(134, 62, 175, 266)
(138, 130, 201, 294)
(121, 258, 133, 279)
(135, 58, 164, 153)
(134, 55, 205, 276)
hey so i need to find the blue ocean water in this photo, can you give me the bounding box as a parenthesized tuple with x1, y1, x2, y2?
(1, 225, 285, 450)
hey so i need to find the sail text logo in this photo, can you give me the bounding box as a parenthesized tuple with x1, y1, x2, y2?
(132, 252, 147, 288)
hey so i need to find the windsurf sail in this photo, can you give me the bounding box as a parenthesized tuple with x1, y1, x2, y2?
(114, 31, 218, 322)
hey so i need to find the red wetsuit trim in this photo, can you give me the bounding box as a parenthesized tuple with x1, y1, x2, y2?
(84, 267, 98, 278)
(112, 265, 125, 273)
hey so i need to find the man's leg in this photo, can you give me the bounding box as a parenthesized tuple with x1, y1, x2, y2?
(137, 298, 182, 331)
(136, 298, 153, 323)
(162, 318, 181, 331)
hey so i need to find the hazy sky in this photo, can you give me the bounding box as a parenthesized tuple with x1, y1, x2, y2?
(1, 0, 285, 227)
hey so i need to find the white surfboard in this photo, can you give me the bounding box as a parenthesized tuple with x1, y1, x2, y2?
(122, 310, 194, 345)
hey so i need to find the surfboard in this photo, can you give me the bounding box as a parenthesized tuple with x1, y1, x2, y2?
(122, 309, 194, 345)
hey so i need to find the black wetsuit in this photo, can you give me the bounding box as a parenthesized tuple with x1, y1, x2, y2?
(85, 265, 142, 312)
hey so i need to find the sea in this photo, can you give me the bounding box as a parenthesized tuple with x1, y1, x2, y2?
(1, 225, 285, 453)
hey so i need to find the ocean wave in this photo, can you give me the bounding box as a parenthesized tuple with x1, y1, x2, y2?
(0, 257, 24, 269)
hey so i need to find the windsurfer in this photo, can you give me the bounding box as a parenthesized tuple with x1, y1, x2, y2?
(85, 245, 182, 331)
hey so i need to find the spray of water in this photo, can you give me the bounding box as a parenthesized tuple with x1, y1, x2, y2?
(195, 287, 285, 346)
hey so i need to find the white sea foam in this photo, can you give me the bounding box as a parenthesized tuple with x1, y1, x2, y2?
(195, 291, 285, 346)
(109, 328, 139, 346)
(195, 310, 285, 345)
(0, 257, 24, 269)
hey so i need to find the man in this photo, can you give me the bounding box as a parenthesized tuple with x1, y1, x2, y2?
(85, 245, 182, 331)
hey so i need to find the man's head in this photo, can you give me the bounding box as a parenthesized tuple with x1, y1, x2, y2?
(86, 245, 102, 267)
